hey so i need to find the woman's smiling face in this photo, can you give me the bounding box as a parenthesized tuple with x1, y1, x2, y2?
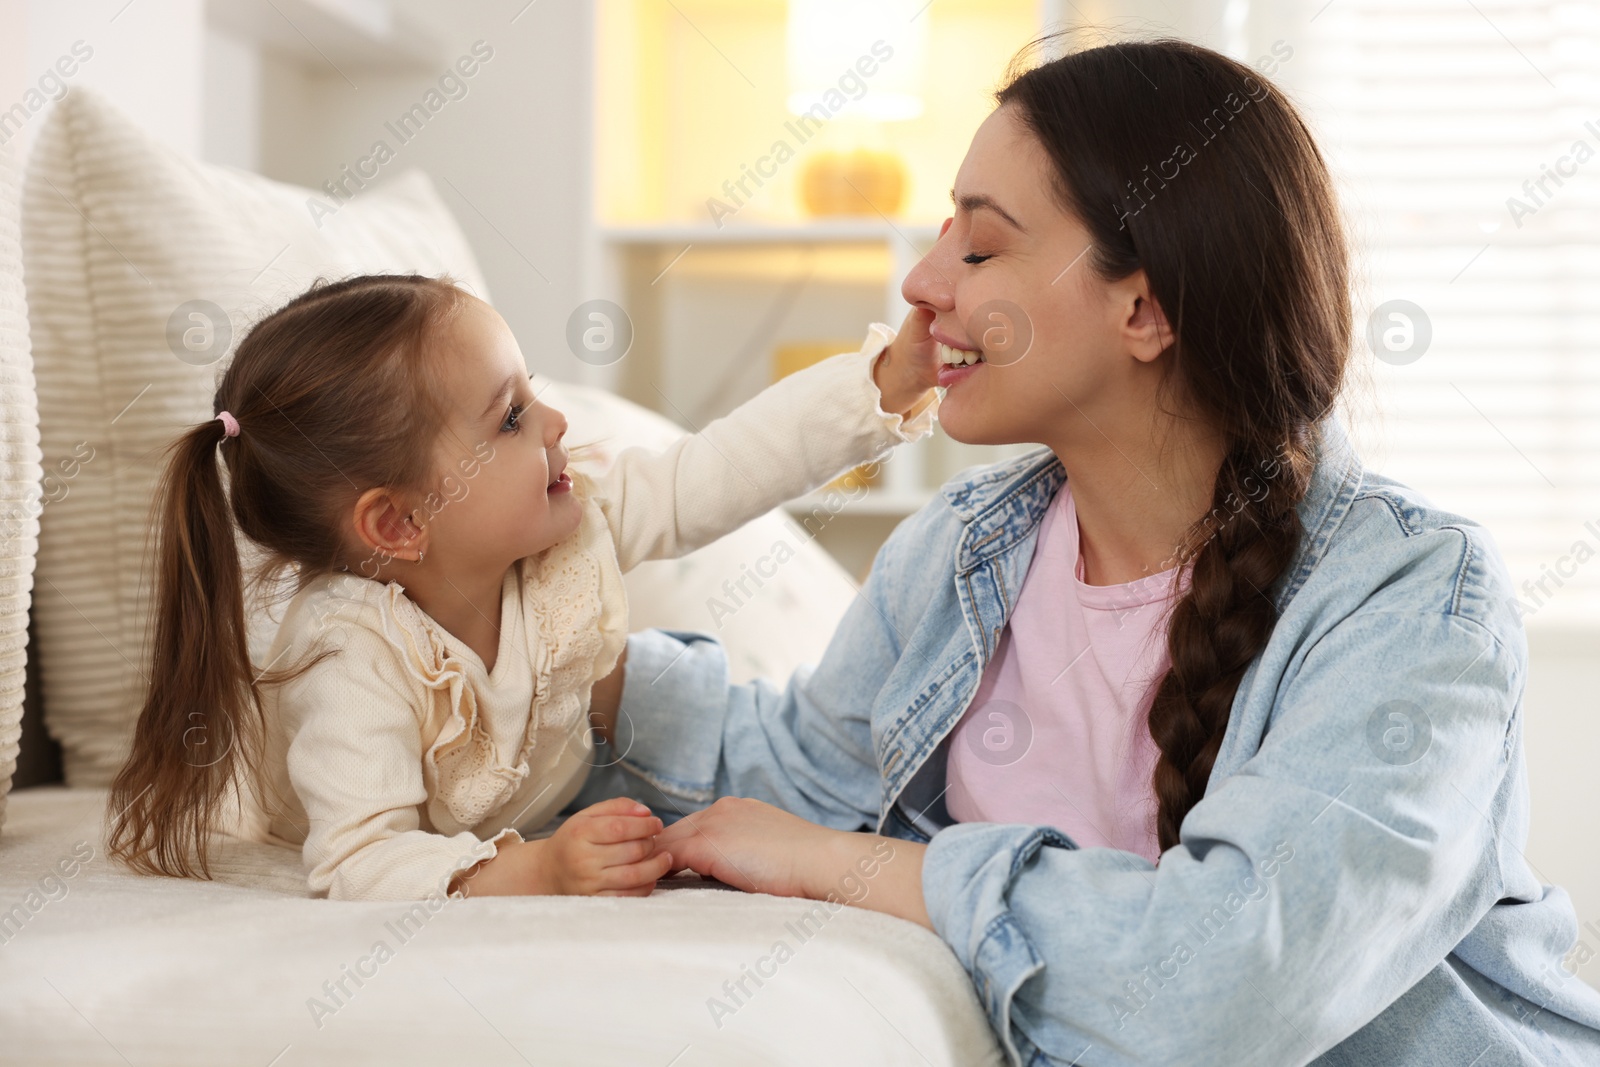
(903, 103, 1172, 451)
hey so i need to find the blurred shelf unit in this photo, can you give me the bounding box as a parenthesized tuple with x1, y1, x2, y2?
(781, 485, 940, 519)
(587, 0, 1051, 519)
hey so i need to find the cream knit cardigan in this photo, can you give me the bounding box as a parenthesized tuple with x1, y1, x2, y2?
(251, 324, 936, 900)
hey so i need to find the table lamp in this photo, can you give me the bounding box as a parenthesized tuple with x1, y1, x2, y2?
(786, 0, 927, 217)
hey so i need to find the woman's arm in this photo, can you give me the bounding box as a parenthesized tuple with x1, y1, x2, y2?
(596, 479, 962, 830)
(591, 309, 939, 572)
(657, 603, 1526, 1066)
(625, 482, 1535, 1065)
(609, 499, 955, 830)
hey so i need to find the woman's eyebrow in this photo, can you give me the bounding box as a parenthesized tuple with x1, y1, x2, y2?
(950, 188, 1025, 232)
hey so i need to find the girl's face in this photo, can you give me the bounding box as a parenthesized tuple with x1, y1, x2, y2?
(902, 104, 1173, 452)
(420, 296, 582, 571)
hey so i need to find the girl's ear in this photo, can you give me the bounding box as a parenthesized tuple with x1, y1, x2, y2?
(1119, 271, 1175, 363)
(351, 487, 425, 562)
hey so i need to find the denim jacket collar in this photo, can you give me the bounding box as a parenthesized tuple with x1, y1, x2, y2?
(1278, 418, 1365, 611)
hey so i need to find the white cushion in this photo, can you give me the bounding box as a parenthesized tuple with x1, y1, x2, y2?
(0, 789, 1005, 1065)
(0, 140, 43, 832)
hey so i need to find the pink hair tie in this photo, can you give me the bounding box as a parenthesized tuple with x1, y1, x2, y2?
(216, 411, 239, 437)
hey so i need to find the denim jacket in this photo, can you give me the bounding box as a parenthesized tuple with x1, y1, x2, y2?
(600, 418, 1600, 1066)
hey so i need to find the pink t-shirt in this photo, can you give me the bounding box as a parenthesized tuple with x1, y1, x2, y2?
(944, 481, 1189, 865)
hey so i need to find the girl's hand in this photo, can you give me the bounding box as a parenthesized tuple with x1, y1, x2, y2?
(873, 306, 941, 420)
(455, 797, 670, 897)
(540, 796, 673, 896)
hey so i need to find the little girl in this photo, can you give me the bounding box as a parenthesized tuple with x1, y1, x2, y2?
(107, 273, 939, 901)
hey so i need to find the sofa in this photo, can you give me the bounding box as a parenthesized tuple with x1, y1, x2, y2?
(0, 89, 1005, 1066)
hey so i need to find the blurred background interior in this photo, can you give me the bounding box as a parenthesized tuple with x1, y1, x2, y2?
(3, 0, 1597, 987)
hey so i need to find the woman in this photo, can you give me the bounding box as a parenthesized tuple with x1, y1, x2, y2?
(586, 37, 1600, 1065)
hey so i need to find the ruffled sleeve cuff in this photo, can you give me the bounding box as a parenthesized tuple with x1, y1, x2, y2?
(318, 826, 524, 902)
(445, 827, 524, 900)
(859, 320, 939, 444)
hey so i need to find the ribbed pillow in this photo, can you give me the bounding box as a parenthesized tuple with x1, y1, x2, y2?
(23, 88, 491, 785)
(0, 139, 44, 831)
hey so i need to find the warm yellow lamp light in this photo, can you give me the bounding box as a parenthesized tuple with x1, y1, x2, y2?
(786, 0, 927, 217)
(776, 340, 884, 490)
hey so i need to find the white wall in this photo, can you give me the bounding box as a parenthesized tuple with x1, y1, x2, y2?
(246, 0, 592, 381)
(0, 1, 23, 116)
(202, 25, 260, 172)
(4, 0, 203, 163)
(0, 0, 589, 379)
(1523, 626, 1600, 991)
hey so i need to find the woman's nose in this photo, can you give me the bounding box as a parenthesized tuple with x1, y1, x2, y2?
(902, 217, 956, 312)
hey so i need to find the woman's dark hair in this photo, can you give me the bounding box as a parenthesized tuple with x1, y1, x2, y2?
(998, 37, 1350, 852)
(108, 274, 470, 877)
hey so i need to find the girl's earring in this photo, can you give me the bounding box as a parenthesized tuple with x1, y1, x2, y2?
(408, 512, 425, 564)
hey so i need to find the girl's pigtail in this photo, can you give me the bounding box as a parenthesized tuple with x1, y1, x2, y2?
(107, 415, 260, 877)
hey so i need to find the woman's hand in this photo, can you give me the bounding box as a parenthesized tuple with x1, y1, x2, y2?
(654, 796, 834, 897)
(873, 306, 941, 420)
(653, 797, 933, 929)
(453, 797, 671, 897)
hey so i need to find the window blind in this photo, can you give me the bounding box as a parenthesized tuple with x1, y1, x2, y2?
(1297, 0, 1600, 625)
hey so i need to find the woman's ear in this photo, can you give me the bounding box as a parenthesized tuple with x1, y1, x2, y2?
(1120, 271, 1175, 363)
(350, 487, 426, 564)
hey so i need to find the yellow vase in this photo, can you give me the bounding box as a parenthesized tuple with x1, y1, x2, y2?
(799, 148, 907, 217)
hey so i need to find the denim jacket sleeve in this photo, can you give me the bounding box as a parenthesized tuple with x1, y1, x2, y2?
(612, 474, 959, 825)
(611, 540, 904, 828)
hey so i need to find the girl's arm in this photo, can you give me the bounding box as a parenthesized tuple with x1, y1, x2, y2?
(592, 309, 940, 572)
(284, 623, 673, 901)
(448, 797, 671, 898)
(281, 623, 516, 900)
